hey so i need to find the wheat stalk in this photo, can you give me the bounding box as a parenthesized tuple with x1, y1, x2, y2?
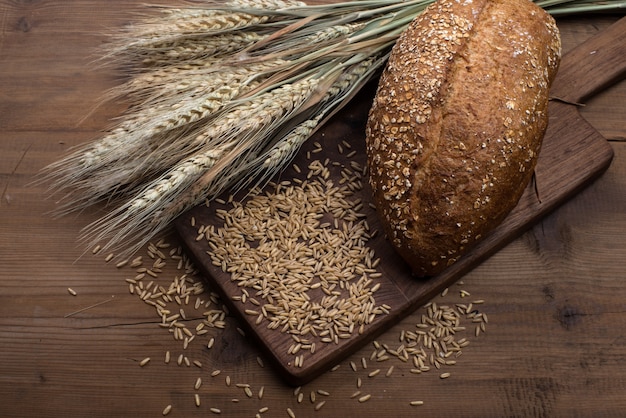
(42, 0, 626, 256)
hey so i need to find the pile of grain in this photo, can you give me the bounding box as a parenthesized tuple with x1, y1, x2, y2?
(199, 156, 388, 367)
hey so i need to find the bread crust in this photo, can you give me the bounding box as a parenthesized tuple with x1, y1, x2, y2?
(365, 0, 561, 276)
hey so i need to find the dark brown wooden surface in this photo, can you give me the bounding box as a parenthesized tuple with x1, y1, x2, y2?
(1, 1, 625, 417)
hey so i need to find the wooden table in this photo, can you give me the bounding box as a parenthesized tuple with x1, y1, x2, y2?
(1, 2, 624, 417)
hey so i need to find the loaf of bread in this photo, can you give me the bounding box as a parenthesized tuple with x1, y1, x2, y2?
(365, 0, 561, 277)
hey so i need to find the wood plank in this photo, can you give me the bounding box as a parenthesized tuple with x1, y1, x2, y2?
(1, 1, 626, 416)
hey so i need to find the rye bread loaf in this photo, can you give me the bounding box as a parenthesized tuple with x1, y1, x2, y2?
(365, 0, 561, 277)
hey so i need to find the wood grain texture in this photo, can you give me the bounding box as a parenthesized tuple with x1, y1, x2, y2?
(1, 1, 625, 417)
(550, 15, 626, 103)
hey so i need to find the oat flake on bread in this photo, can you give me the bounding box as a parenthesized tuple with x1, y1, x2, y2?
(365, 0, 561, 277)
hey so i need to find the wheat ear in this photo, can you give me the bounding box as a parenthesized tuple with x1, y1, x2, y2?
(137, 32, 267, 66)
(105, 0, 306, 59)
(79, 144, 228, 256)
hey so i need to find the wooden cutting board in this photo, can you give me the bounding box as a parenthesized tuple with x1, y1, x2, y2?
(175, 17, 625, 385)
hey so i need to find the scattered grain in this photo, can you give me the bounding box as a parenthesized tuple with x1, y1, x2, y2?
(358, 394, 371, 403)
(202, 157, 387, 365)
